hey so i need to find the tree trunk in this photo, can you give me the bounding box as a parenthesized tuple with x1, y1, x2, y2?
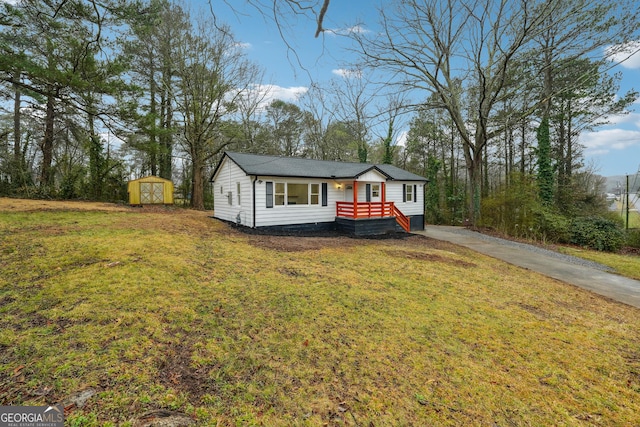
(40, 94, 55, 189)
(159, 85, 173, 180)
(483, 144, 489, 197)
(149, 64, 158, 177)
(566, 99, 573, 178)
(13, 74, 22, 187)
(190, 159, 204, 210)
(464, 145, 483, 224)
(537, 34, 554, 205)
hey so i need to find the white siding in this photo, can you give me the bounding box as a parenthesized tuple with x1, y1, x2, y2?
(254, 177, 342, 227)
(356, 170, 387, 182)
(386, 182, 424, 216)
(212, 158, 254, 226)
(355, 182, 370, 202)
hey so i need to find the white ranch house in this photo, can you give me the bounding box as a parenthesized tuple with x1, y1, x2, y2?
(211, 152, 428, 235)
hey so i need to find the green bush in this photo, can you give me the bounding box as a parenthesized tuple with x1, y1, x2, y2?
(533, 207, 570, 243)
(479, 174, 539, 237)
(626, 229, 640, 249)
(569, 216, 625, 252)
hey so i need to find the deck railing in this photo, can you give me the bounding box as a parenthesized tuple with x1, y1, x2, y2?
(336, 201, 411, 232)
(391, 204, 411, 232)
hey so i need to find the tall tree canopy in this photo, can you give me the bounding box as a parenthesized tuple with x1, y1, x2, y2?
(353, 0, 639, 223)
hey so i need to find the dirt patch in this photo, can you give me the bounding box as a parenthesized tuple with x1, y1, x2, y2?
(243, 229, 467, 253)
(0, 197, 133, 213)
(133, 410, 194, 427)
(156, 341, 215, 403)
(247, 234, 360, 252)
(383, 249, 477, 268)
(0, 295, 15, 308)
(620, 246, 640, 256)
(517, 303, 551, 320)
(388, 234, 466, 252)
(279, 267, 307, 277)
(239, 225, 439, 252)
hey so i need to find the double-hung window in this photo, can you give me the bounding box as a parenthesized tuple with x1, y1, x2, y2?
(275, 183, 285, 206)
(403, 184, 418, 203)
(405, 184, 413, 202)
(310, 184, 320, 205)
(372, 184, 380, 198)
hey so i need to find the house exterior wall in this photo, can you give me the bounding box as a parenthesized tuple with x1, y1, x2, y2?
(386, 181, 424, 216)
(253, 177, 342, 227)
(213, 158, 254, 226)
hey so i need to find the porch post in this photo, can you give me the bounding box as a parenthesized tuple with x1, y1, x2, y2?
(381, 181, 387, 216)
(353, 180, 358, 219)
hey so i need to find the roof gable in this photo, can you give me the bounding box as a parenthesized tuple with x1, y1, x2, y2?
(211, 152, 428, 182)
(128, 175, 173, 184)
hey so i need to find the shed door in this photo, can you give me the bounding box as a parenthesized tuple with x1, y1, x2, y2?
(140, 182, 164, 204)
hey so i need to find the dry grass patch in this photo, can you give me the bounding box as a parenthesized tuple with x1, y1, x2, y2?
(0, 198, 639, 426)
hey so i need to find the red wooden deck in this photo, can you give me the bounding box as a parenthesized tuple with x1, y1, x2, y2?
(336, 201, 410, 232)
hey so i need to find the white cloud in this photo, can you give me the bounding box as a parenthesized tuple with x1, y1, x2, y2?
(395, 130, 408, 148)
(604, 110, 640, 127)
(257, 84, 307, 102)
(235, 42, 252, 50)
(606, 40, 640, 69)
(332, 68, 363, 78)
(581, 128, 640, 155)
(241, 84, 308, 110)
(325, 25, 370, 36)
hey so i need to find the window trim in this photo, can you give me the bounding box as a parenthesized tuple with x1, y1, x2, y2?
(275, 182, 285, 206)
(268, 181, 328, 207)
(266, 182, 274, 208)
(405, 184, 413, 202)
(310, 183, 320, 205)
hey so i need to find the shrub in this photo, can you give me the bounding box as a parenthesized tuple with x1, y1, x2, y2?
(626, 229, 640, 249)
(479, 174, 539, 237)
(532, 207, 570, 243)
(569, 216, 625, 252)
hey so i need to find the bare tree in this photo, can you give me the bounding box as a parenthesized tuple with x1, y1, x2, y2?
(352, 0, 639, 223)
(328, 69, 374, 162)
(214, 0, 331, 38)
(174, 18, 261, 209)
(298, 83, 333, 160)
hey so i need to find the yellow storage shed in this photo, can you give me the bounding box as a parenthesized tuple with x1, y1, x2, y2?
(127, 176, 174, 205)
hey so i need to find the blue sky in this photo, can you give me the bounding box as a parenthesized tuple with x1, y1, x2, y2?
(209, 1, 640, 178)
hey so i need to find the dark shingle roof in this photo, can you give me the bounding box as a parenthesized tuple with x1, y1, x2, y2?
(212, 152, 427, 182)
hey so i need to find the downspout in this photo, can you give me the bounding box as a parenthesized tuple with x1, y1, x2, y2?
(252, 176, 257, 228)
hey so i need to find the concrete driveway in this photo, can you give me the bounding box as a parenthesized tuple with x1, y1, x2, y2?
(416, 226, 640, 309)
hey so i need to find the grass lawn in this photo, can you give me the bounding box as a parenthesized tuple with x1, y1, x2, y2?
(1, 198, 639, 426)
(558, 247, 640, 281)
